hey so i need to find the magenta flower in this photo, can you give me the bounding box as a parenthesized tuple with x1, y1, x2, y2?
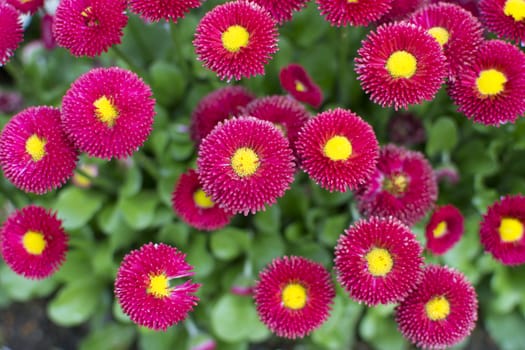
(279, 64, 323, 108)
(376, 0, 422, 23)
(425, 205, 465, 255)
(480, 0, 525, 45)
(251, 0, 309, 23)
(128, 0, 201, 22)
(6, 0, 43, 14)
(41, 14, 57, 50)
(317, 0, 393, 27)
(387, 112, 426, 146)
(0, 3, 23, 65)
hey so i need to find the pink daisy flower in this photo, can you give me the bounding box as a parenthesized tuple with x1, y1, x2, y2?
(448, 40, 525, 126)
(61, 67, 156, 159)
(114, 243, 200, 331)
(408, 3, 484, 80)
(0, 106, 78, 194)
(279, 64, 323, 108)
(355, 22, 446, 110)
(334, 216, 424, 306)
(480, 0, 525, 45)
(254, 256, 335, 339)
(296, 108, 379, 192)
(6, 0, 43, 14)
(128, 0, 201, 22)
(396, 265, 478, 349)
(387, 112, 426, 146)
(53, 0, 128, 57)
(317, 0, 393, 27)
(0, 3, 23, 65)
(172, 169, 233, 231)
(194, 0, 279, 81)
(190, 86, 255, 144)
(0, 205, 68, 279)
(431, 0, 480, 18)
(425, 205, 465, 255)
(356, 144, 438, 226)
(197, 117, 295, 215)
(251, 0, 309, 23)
(377, 0, 423, 24)
(479, 194, 525, 265)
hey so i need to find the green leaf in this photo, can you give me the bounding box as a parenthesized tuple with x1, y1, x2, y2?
(187, 235, 215, 278)
(48, 279, 102, 326)
(157, 222, 190, 247)
(53, 250, 92, 283)
(359, 307, 407, 350)
(486, 312, 525, 350)
(319, 214, 349, 246)
(54, 187, 104, 230)
(210, 228, 250, 261)
(119, 165, 143, 198)
(138, 326, 182, 350)
(249, 231, 285, 272)
(254, 205, 281, 234)
(118, 191, 158, 230)
(149, 61, 186, 107)
(0, 264, 57, 301)
(79, 324, 135, 350)
(426, 117, 458, 156)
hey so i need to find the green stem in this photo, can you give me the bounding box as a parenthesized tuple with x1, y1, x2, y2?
(338, 27, 351, 107)
(111, 46, 144, 76)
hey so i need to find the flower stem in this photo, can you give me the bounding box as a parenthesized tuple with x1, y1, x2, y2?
(111, 45, 144, 77)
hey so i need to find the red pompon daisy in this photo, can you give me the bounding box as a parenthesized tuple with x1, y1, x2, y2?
(479, 194, 525, 265)
(0, 106, 78, 194)
(61, 67, 156, 159)
(296, 108, 379, 192)
(448, 40, 525, 126)
(279, 64, 323, 108)
(197, 117, 295, 215)
(172, 169, 233, 231)
(317, 0, 393, 26)
(425, 205, 464, 255)
(114, 243, 200, 331)
(396, 265, 478, 349)
(242, 95, 310, 153)
(251, 0, 309, 23)
(408, 3, 484, 79)
(355, 22, 446, 110)
(0, 3, 23, 65)
(431, 0, 480, 18)
(6, 0, 43, 14)
(128, 0, 201, 22)
(194, 0, 279, 81)
(190, 86, 255, 144)
(0, 205, 68, 279)
(334, 216, 424, 306)
(53, 0, 128, 57)
(480, 0, 525, 45)
(356, 144, 438, 226)
(377, 0, 422, 24)
(254, 256, 335, 339)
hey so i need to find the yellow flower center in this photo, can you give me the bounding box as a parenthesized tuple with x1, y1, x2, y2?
(383, 173, 409, 196)
(94, 96, 119, 127)
(498, 217, 524, 243)
(323, 135, 352, 161)
(386, 51, 417, 79)
(504, 0, 525, 21)
(433, 221, 448, 238)
(193, 188, 215, 209)
(425, 296, 451, 321)
(22, 231, 47, 255)
(475, 69, 507, 97)
(25, 134, 47, 162)
(222, 25, 250, 53)
(147, 273, 171, 299)
(231, 147, 260, 178)
(295, 81, 306, 92)
(282, 283, 307, 310)
(428, 26, 450, 47)
(347, 0, 358, 3)
(365, 248, 393, 277)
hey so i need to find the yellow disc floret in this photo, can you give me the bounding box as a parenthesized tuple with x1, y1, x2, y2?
(383, 174, 409, 196)
(499, 217, 524, 243)
(193, 188, 215, 209)
(365, 248, 394, 277)
(147, 273, 171, 298)
(428, 27, 450, 47)
(22, 231, 47, 255)
(475, 69, 507, 97)
(295, 81, 306, 92)
(25, 134, 47, 162)
(231, 147, 260, 178)
(425, 296, 451, 321)
(323, 135, 352, 161)
(94, 96, 119, 127)
(504, 0, 525, 21)
(222, 25, 250, 53)
(433, 221, 448, 238)
(282, 283, 307, 310)
(386, 51, 417, 79)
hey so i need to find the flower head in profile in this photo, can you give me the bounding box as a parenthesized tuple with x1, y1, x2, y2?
(334, 216, 424, 306)
(197, 117, 295, 215)
(279, 64, 323, 108)
(317, 0, 393, 27)
(172, 169, 233, 231)
(6, 0, 43, 14)
(356, 144, 438, 226)
(194, 0, 278, 81)
(479, 194, 525, 265)
(251, 0, 309, 23)
(480, 0, 525, 45)
(396, 265, 478, 349)
(114, 243, 200, 330)
(128, 0, 202, 22)
(355, 22, 446, 110)
(53, 0, 128, 57)
(61, 67, 156, 159)
(0, 106, 78, 194)
(254, 256, 335, 338)
(296, 108, 379, 192)
(425, 205, 464, 255)
(448, 40, 525, 126)
(0, 3, 23, 65)
(0, 205, 68, 279)
(190, 86, 255, 144)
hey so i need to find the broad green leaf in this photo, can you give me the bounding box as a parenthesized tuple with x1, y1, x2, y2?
(426, 117, 458, 156)
(0, 264, 57, 301)
(54, 187, 104, 230)
(118, 191, 158, 230)
(210, 228, 249, 261)
(48, 279, 102, 326)
(79, 324, 135, 350)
